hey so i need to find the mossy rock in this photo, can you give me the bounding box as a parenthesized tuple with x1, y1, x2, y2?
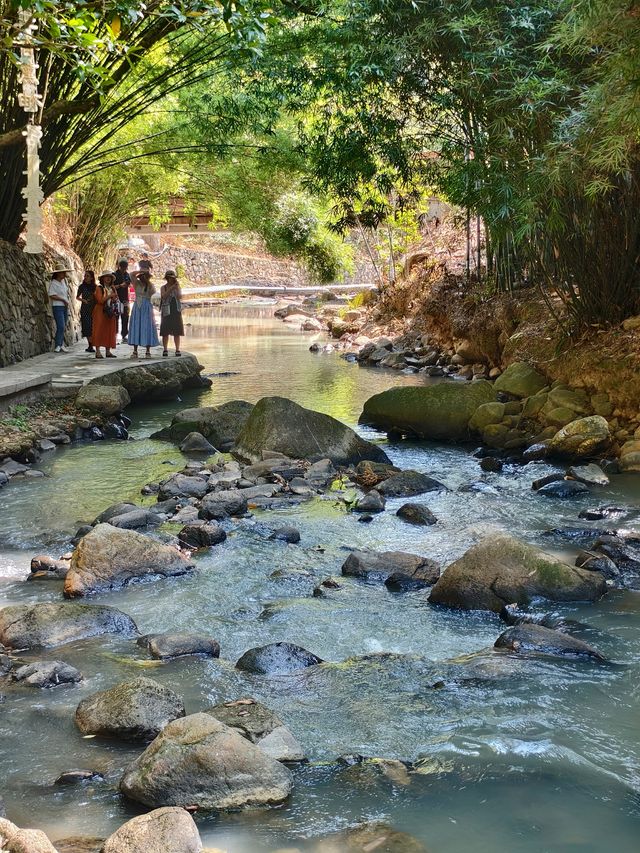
(547, 416, 611, 460)
(522, 393, 548, 419)
(468, 402, 505, 432)
(546, 387, 591, 415)
(542, 406, 578, 427)
(360, 381, 496, 441)
(482, 423, 509, 449)
(493, 363, 547, 398)
(429, 534, 606, 612)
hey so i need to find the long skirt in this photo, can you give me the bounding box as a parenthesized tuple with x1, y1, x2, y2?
(91, 304, 117, 349)
(128, 299, 159, 347)
(80, 304, 93, 338)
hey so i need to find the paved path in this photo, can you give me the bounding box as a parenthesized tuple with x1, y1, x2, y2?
(0, 340, 172, 403)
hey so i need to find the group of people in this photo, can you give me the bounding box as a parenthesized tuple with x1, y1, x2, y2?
(48, 255, 185, 359)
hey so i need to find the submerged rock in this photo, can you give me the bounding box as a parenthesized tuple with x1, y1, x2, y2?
(310, 822, 428, 852)
(537, 480, 590, 498)
(0, 603, 137, 650)
(236, 642, 323, 674)
(360, 381, 496, 441)
(494, 624, 606, 661)
(13, 660, 82, 688)
(269, 525, 301, 543)
(75, 677, 185, 741)
(54, 837, 104, 853)
(138, 632, 220, 660)
(342, 550, 439, 585)
(378, 470, 445, 496)
(429, 534, 606, 612)
(55, 770, 104, 785)
(65, 523, 194, 597)
(119, 713, 293, 809)
(234, 396, 390, 465)
(101, 807, 201, 853)
(206, 697, 306, 762)
(396, 503, 437, 526)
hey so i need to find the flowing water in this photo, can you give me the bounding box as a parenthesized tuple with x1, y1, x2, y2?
(1, 303, 639, 851)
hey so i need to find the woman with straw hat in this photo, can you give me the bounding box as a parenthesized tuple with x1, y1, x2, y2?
(92, 271, 119, 359)
(128, 269, 159, 359)
(47, 266, 71, 353)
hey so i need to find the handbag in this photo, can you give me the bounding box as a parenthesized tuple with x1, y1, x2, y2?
(104, 297, 122, 319)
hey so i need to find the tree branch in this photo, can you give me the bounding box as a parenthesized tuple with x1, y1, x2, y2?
(0, 98, 99, 150)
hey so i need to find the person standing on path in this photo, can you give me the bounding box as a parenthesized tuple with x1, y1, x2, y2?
(113, 258, 131, 343)
(160, 270, 184, 357)
(48, 267, 71, 353)
(92, 271, 119, 359)
(138, 252, 153, 273)
(128, 270, 159, 359)
(76, 269, 96, 352)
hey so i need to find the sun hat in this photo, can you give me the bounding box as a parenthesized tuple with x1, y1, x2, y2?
(98, 270, 115, 281)
(50, 267, 71, 275)
(164, 270, 177, 279)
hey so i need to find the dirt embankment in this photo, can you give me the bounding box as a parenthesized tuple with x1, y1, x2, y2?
(367, 266, 640, 421)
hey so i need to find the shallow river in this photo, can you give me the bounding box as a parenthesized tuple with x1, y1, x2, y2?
(1, 303, 640, 851)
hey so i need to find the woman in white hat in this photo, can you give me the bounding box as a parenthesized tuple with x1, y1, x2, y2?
(48, 267, 71, 353)
(92, 271, 119, 359)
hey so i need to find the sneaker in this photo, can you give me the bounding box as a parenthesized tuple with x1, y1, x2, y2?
(54, 346, 62, 353)
(60, 346, 69, 353)
(122, 336, 128, 344)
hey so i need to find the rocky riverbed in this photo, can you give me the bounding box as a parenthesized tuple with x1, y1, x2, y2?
(0, 303, 639, 852)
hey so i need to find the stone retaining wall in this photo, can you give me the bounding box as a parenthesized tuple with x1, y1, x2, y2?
(0, 240, 80, 367)
(156, 244, 376, 287)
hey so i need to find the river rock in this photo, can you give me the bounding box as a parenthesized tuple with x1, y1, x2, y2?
(360, 381, 496, 441)
(157, 473, 209, 501)
(101, 807, 201, 853)
(396, 503, 437, 525)
(206, 697, 305, 762)
(178, 522, 227, 548)
(619, 439, 640, 473)
(199, 489, 248, 519)
(179, 432, 217, 455)
(480, 456, 503, 473)
(468, 402, 506, 431)
(162, 401, 254, 451)
(354, 490, 386, 513)
(13, 660, 83, 688)
(537, 480, 590, 498)
(575, 550, 619, 579)
(493, 362, 547, 398)
(0, 818, 58, 853)
(0, 654, 12, 675)
(76, 384, 131, 416)
(353, 460, 400, 487)
(55, 770, 104, 785)
(567, 463, 609, 487)
(65, 524, 194, 597)
(546, 416, 611, 460)
(94, 502, 138, 524)
(119, 712, 293, 809)
(378, 470, 445, 496)
(429, 534, 606, 612)
(53, 837, 104, 853)
(312, 822, 428, 852)
(138, 632, 220, 660)
(342, 550, 439, 584)
(236, 642, 323, 674)
(494, 624, 606, 661)
(275, 303, 313, 319)
(269, 525, 301, 543)
(234, 396, 390, 465)
(108, 509, 163, 530)
(578, 505, 627, 521)
(0, 602, 137, 649)
(30, 555, 69, 578)
(76, 677, 185, 741)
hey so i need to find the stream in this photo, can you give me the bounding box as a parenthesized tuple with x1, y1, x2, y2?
(1, 303, 639, 852)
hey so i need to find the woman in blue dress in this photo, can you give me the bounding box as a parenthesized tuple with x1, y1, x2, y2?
(128, 270, 159, 358)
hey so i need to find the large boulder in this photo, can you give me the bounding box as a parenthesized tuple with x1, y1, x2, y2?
(0, 602, 137, 650)
(342, 550, 439, 585)
(359, 382, 496, 441)
(493, 362, 547, 398)
(546, 416, 611, 460)
(75, 677, 185, 741)
(76, 384, 130, 416)
(429, 534, 606, 612)
(235, 642, 323, 674)
(234, 397, 390, 465)
(101, 808, 201, 853)
(0, 818, 58, 853)
(65, 524, 194, 597)
(119, 712, 293, 809)
(206, 697, 305, 762)
(165, 400, 254, 451)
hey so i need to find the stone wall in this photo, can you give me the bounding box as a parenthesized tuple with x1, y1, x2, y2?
(154, 243, 376, 288)
(0, 240, 81, 367)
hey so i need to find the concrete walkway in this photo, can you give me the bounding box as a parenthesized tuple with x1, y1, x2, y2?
(0, 340, 172, 405)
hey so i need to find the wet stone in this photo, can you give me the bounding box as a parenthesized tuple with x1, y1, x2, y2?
(236, 642, 323, 675)
(138, 632, 221, 660)
(55, 770, 104, 785)
(396, 503, 437, 526)
(13, 660, 83, 688)
(537, 480, 590, 498)
(269, 525, 301, 544)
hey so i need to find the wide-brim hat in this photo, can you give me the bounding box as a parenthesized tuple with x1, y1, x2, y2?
(164, 270, 177, 279)
(50, 267, 71, 275)
(98, 270, 115, 281)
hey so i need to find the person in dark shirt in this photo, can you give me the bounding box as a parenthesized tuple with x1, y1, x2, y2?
(113, 258, 131, 342)
(138, 252, 153, 273)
